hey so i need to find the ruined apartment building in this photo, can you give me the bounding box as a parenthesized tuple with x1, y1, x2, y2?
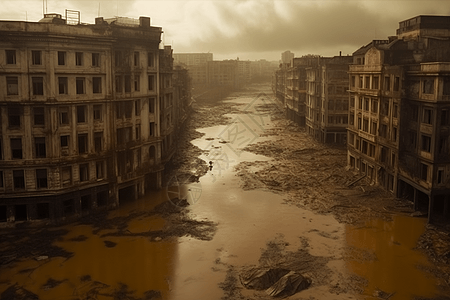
(305, 56, 352, 144)
(348, 15, 450, 223)
(0, 13, 188, 225)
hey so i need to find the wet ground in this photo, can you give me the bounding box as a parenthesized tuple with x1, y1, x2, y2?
(1, 83, 450, 300)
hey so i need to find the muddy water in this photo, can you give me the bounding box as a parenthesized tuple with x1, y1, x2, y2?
(0, 86, 441, 299)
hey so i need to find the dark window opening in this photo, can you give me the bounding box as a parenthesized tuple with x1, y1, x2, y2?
(34, 137, 46, 158)
(6, 50, 16, 64)
(0, 205, 6, 222)
(63, 199, 75, 216)
(59, 107, 69, 124)
(423, 79, 434, 94)
(76, 77, 85, 94)
(75, 52, 83, 66)
(97, 191, 108, 207)
(116, 101, 133, 119)
(134, 51, 140, 67)
(96, 161, 104, 179)
(421, 163, 428, 181)
(94, 132, 103, 153)
(147, 52, 154, 67)
(36, 169, 48, 189)
(423, 108, 433, 125)
(11, 138, 23, 159)
(149, 98, 155, 113)
(34, 107, 45, 126)
(93, 77, 102, 94)
(13, 170, 25, 189)
(60, 135, 69, 148)
(394, 76, 400, 91)
(81, 195, 92, 211)
(134, 76, 140, 91)
(58, 77, 68, 94)
(58, 51, 66, 65)
(79, 163, 89, 182)
(15, 204, 27, 221)
(92, 53, 100, 67)
(384, 76, 390, 91)
(77, 105, 86, 123)
(135, 99, 141, 116)
(125, 75, 131, 92)
(78, 134, 88, 154)
(32, 77, 44, 95)
(421, 135, 432, 152)
(32, 50, 41, 65)
(93, 105, 102, 120)
(116, 127, 132, 145)
(148, 75, 155, 90)
(8, 106, 22, 127)
(149, 122, 155, 136)
(0, 171, 3, 188)
(62, 166, 72, 187)
(115, 76, 123, 93)
(36, 203, 50, 219)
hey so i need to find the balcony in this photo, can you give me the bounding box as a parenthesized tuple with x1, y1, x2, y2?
(349, 65, 383, 73)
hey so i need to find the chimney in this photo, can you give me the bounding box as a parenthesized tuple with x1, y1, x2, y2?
(95, 17, 104, 25)
(339, 51, 342, 56)
(139, 16, 150, 27)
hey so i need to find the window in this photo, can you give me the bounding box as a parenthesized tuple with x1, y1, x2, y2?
(8, 106, 21, 127)
(423, 79, 434, 94)
(36, 203, 49, 219)
(380, 124, 388, 138)
(359, 76, 363, 88)
(362, 140, 368, 154)
(394, 76, 400, 91)
(373, 76, 379, 89)
(423, 108, 433, 125)
(96, 161, 104, 179)
(134, 51, 140, 66)
(421, 163, 428, 181)
(76, 77, 85, 94)
(125, 75, 131, 92)
(75, 52, 83, 66)
(93, 77, 102, 93)
(148, 75, 155, 91)
(441, 109, 449, 126)
(369, 144, 375, 158)
(371, 122, 377, 135)
(365, 76, 370, 89)
(380, 147, 387, 163)
(11, 138, 22, 159)
(149, 122, 155, 136)
(381, 99, 389, 116)
(136, 125, 141, 140)
(6, 50, 16, 64)
(149, 97, 155, 113)
(94, 132, 103, 153)
(148, 52, 154, 67)
(59, 107, 69, 125)
(116, 127, 132, 145)
(351, 76, 356, 87)
(93, 105, 102, 121)
(58, 51, 66, 65)
(363, 119, 369, 132)
(32, 50, 42, 65)
(62, 166, 72, 186)
(13, 170, 25, 189)
(33, 107, 45, 126)
(60, 135, 69, 148)
(437, 168, 445, 184)
(32, 77, 44, 95)
(439, 137, 448, 154)
(115, 51, 122, 67)
(444, 78, 450, 95)
(412, 105, 419, 121)
(350, 97, 355, 108)
(328, 100, 334, 110)
(371, 99, 378, 113)
(0, 171, 3, 188)
(78, 134, 88, 154)
(421, 135, 431, 152)
(364, 98, 369, 111)
(393, 103, 398, 118)
(357, 117, 362, 130)
(36, 169, 48, 188)
(134, 76, 140, 91)
(92, 53, 100, 67)
(6, 76, 18, 95)
(409, 131, 417, 148)
(81, 195, 92, 211)
(77, 105, 86, 123)
(116, 101, 133, 119)
(115, 76, 123, 93)
(79, 163, 89, 182)
(58, 77, 68, 94)
(358, 98, 363, 109)
(34, 137, 46, 158)
(135, 99, 141, 116)
(63, 199, 75, 215)
(392, 127, 398, 142)
(384, 76, 390, 91)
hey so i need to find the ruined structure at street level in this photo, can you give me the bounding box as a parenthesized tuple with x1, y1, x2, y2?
(273, 55, 351, 145)
(0, 12, 191, 225)
(348, 15, 450, 223)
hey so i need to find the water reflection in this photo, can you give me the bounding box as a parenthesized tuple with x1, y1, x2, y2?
(345, 215, 437, 299)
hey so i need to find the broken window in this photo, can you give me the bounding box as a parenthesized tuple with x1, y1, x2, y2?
(149, 97, 155, 113)
(11, 138, 22, 159)
(61, 166, 72, 187)
(58, 77, 68, 94)
(8, 106, 21, 128)
(32, 77, 44, 95)
(6, 50, 16, 64)
(149, 122, 155, 136)
(423, 79, 434, 94)
(124, 75, 131, 92)
(58, 51, 66, 65)
(94, 132, 103, 153)
(33, 107, 45, 126)
(78, 134, 88, 154)
(13, 170, 25, 189)
(420, 163, 428, 181)
(34, 137, 46, 158)
(148, 75, 155, 91)
(75, 52, 83, 66)
(36, 169, 48, 189)
(77, 105, 86, 123)
(93, 104, 102, 121)
(76, 77, 85, 94)
(421, 135, 431, 152)
(32, 50, 41, 65)
(59, 107, 69, 125)
(92, 53, 100, 67)
(93, 77, 102, 94)
(79, 163, 89, 182)
(6, 76, 18, 95)
(422, 108, 433, 125)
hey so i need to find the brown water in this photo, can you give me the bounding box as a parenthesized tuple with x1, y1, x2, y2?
(0, 86, 441, 299)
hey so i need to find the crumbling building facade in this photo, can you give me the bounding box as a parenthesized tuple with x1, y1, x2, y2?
(0, 13, 190, 225)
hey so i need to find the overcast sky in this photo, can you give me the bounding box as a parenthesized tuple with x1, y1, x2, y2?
(0, 0, 449, 61)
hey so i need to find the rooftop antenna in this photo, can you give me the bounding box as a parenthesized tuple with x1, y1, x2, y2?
(98, 2, 100, 17)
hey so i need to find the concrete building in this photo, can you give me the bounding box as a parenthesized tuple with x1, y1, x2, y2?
(173, 53, 213, 67)
(0, 13, 190, 225)
(347, 15, 450, 223)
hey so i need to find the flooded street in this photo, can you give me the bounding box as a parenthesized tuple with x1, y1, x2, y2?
(0, 83, 447, 300)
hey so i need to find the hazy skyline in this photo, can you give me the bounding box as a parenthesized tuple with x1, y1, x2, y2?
(0, 0, 449, 61)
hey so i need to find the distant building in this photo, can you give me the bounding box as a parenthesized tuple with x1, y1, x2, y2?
(281, 51, 294, 66)
(173, 53, 213, 66)
(347, 15, 450, 223)
(0, 13, 190, 225)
